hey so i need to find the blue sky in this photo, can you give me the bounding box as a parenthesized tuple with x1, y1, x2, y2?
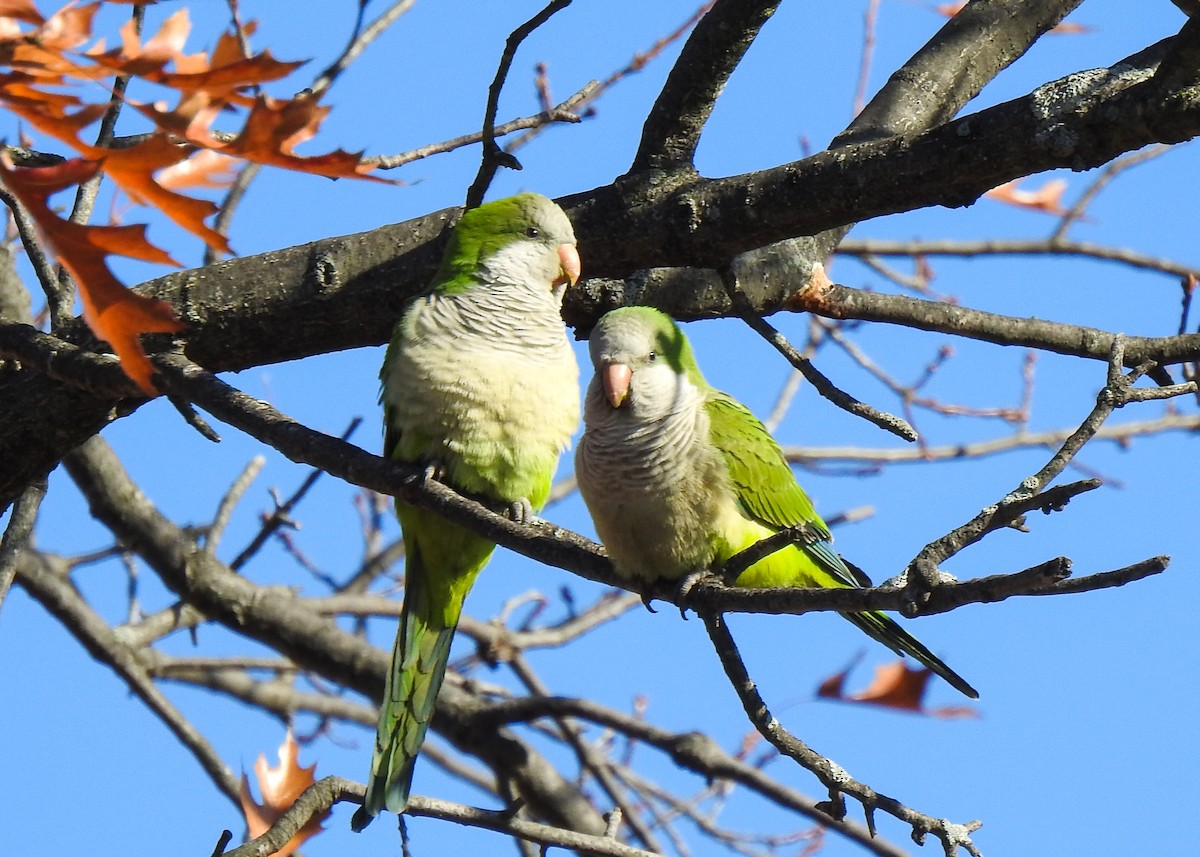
(2, 2, 1198, 856)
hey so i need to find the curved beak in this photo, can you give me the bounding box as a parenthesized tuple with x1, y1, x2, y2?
(601, 362, 632, 409)
(554, 243, 581, 289)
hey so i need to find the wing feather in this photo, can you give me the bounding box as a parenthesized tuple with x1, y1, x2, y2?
(705, 391, 858, 588)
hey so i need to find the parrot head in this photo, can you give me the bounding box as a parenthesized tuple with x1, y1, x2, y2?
(586, 306, 707, 416)
(434, 192, 580, 300)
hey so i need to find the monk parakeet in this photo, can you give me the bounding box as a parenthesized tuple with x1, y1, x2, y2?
(574, 306, 977, 699)
(353, 193, 581, 829)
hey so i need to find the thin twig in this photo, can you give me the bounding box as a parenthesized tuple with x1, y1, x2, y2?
(0, 478, 46, 613)
(309, 0, 417, 99)
(229, 418, 361, 571)
(699, 612, 982, 856)
(372, 83, 597, 170)
(1051, 145, 1170, 241)
(478, 697, 901, 855)
(902, 338, 1193, 602)
(508, 652, 665, 852)
(207, 456, 265, 552)
(781, 410, 1200, 465)
(724, 270, 917, 441)
(464, 0, 573, 208)
(837, 236, 1200, 281)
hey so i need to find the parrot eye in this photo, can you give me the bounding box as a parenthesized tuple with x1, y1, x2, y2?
(524, 225, 540, 238)
(647, 351, 657, 362)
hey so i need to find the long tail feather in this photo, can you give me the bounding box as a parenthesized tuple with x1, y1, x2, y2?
(352, 545, 465, 830)
(842, 610, 979, 699)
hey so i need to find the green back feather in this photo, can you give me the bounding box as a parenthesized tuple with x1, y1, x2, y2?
(703, 391, 856, 585)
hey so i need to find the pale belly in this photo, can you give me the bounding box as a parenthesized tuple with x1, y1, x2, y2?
(384, 338, 579, 506)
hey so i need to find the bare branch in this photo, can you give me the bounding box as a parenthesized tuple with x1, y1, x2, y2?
(15, 538, 243, 807)
(725, 271, 917, 442)
(371, 84, 597, 170)
(309, 1, 417, 99)
(700, 613, 981, 857)
(478, 696, 905, 856)
(838, 235, 1200, 281)
(630, 0, 770, 173)
(0, 478, 45, 612)
(782, 411, 1200, 465)
(465, 0, 574, 208)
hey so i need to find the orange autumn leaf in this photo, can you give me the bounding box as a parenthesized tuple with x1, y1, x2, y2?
(88, 9, 300, 96)
(0, 86, 230, 251)
(817, 658, 979, 719)
(0, 0, 44, 25)
(984, 178, 1068, 215)
(0, 153, 183, 395)
(0, 0, 390, 397)
(156, 148, 237, 191)
(90, 134, 229, 252)
(209, 92, 381, 180)
(239, 731, 327, 857)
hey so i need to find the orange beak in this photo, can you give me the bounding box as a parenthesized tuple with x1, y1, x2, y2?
(554, 243, 581, 288)
(602, 363, 632, 409)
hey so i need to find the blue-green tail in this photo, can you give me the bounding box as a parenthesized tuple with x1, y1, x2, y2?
(843, 610, 979, 699)
(352, 543, 471, 830)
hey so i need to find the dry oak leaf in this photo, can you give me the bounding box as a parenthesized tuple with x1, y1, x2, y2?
(239, 730, 327, 857)
(818, 657, 979, 719)
(0, 1, 103, 79)
(213, 92, 382, 180)
(90, 133, 229, 252)
(0, 85, 230, 251)
(155, 148, 236, 191)
(0, 152, 184, 395)
(88, 9, 300, 97)
(984, 177, 1069, 214)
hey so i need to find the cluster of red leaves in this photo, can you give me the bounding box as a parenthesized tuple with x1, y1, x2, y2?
(0, 1, 384, 393)
(239, 731, 328, 856)
(817, 656, 979, 719)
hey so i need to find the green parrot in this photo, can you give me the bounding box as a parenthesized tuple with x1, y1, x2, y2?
(353, 193, 581, 830)
(574, 306, 977, 699)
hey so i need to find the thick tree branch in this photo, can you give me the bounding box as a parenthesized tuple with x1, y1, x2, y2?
(572, 36, 1195, 276)
(843, 0, 1082, 142)
(3, 29, 1200, 506)
(59, 435, 607, 836)
(629, 0, 778, 173)
(0, 334, 1175, 619)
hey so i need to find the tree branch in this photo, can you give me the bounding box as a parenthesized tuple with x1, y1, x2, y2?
(700, 613, 981, 856)
(629, 0, 777, 173)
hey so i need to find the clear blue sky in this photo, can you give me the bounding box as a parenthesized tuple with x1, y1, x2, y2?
(2, 2, 1197, 855)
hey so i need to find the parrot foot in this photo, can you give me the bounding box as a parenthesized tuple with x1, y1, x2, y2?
(672, 570, 708, 619)
(421, 462, 447, 483)
(507, 497, 538, 525)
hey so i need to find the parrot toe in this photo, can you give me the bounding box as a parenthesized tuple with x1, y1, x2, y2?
(507, 497, 538, 525)
(671, 569, 709, 618)
(420, 462, 447, 484)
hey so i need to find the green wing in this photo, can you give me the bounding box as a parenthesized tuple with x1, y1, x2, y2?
(704, 391, 857, 587)
(705, 391, 979, 699)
